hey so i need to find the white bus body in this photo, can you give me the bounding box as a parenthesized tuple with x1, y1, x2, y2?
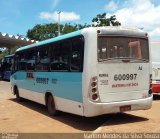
(11, 27, 152, 117)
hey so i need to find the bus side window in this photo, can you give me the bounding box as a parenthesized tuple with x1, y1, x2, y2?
(16, 53, 26, 71)
(50, 41, 70, 71)
(71, 37, 83, 71)
(36, 45, 50, 71)
(15, 55, 19, 71)
(26, 49, 36, 71)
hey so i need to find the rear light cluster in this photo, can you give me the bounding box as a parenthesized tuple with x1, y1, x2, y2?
(90, 76, 99, 101)
(149, 74, 152, 96)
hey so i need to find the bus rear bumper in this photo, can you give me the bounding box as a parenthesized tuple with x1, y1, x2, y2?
(83, 95, 153, 117)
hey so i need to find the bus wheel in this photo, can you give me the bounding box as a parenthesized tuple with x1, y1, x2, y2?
(14, 87, 22, 102)
(47, 95, 58, 116)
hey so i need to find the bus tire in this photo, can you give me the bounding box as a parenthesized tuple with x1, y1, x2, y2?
(14, 87, 22, 102)
(47, 95, 58, 116)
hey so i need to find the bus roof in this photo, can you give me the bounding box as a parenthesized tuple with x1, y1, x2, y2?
(95, 26, 147, 37)
(16, 30, 82, 52)
(16, 26, 147, 52)
(4, 54, 14, 58)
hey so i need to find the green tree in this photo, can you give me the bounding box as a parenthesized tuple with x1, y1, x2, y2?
(0, 49, 8, 59)
(27, 23, 61, 41)
(26, 13, 120, 41)
(27, 23, 90, 41)
(92, 13, 121, 26)
(62, 23, 90, 34)
(0, 46, 21, 59)
(62, 23, 77, 34)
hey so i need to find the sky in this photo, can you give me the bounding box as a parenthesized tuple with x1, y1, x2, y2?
(0, 0, 160, 40)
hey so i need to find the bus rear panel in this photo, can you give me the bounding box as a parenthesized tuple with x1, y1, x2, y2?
(82, 27, 152, 117)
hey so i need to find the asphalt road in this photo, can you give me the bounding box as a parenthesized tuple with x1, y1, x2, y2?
(0, 81, 160, 133)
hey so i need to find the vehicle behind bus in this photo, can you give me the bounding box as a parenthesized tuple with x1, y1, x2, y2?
(10, 27, 152, 117)
(151, 41, 160, 94)
(1, 54, 14, 80)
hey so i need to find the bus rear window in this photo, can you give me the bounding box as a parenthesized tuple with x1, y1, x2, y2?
(98, 36, 149, 62)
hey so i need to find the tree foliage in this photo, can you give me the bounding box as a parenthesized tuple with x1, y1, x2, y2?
(26, 13, 121, 41)
(92, 13, 121, 27)
(27, 23, 60, 41)
(0, 49, 8, 59)
(0, 46, 20, 59)
(27, 23, 90, 41)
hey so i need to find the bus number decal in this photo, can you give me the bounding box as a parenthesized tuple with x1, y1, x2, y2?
(36, 78, 49, 84)
(114, 74, 137, 81)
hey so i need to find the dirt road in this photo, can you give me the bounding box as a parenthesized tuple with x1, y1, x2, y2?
(0, 81, 160, 133)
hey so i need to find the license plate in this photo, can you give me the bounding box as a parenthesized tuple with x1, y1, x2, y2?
(120, 105, 131, 112)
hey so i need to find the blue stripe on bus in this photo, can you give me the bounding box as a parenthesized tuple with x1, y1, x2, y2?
(14, 71, 83, 103)
(16, 30, 82, 52)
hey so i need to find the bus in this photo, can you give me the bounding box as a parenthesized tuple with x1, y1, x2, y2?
(151, 41, 160, 94)
(1, 54, 14, 80)
(10, 27, 152, 117)
(0, 58, 2, 79)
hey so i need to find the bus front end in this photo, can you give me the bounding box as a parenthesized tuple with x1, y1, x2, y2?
(83, 27, 153, 117)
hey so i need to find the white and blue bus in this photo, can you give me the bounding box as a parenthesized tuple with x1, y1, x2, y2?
(10, 27, 152, 117)
(1, 54, 14, 80)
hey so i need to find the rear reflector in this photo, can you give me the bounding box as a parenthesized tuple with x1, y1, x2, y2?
(91, 82, 97, 88)
(92, 94, 98, 100)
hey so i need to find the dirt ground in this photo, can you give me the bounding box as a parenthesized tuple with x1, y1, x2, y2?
(0, 81, 160, 134)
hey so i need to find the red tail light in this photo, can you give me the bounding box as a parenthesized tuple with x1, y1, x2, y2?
(92, 77, 97, 82)
(90, 76, 99, 101)
(91, 82, 97, 88)
(92, 94, 98, 100)
(149, 74, 152, 96)
(150, 74, 152, 87)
